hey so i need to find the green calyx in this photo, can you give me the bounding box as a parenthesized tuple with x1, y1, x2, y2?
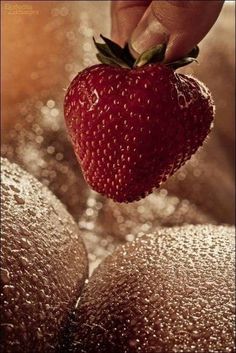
(93, 35, 199, 70)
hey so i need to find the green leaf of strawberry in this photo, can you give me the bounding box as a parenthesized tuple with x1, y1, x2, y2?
(94, 35, 199, 70)
(134, 44, 167, 67)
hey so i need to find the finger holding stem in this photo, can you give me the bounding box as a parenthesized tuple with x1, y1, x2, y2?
(111, 0, 224, 62)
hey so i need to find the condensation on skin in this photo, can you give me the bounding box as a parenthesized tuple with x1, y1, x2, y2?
(0, 157, 88, 353)
(80, 189, 215, 274)
(68, 225, 235, 353)
(2, 6, 235, 352)
(77, 182, 218, 275)
(96, 190, 215, 241)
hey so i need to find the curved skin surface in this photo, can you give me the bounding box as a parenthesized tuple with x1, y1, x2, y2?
(1, 101, 89, 220)
(0, 158, 88, 353)
(68, 225, 235, 353)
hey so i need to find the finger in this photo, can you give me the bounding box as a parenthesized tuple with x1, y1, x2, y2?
(129, 0, 224, 61)
(111, 0, 151, 46)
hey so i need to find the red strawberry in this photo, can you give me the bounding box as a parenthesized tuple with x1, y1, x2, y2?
(64, 36, 214, 203)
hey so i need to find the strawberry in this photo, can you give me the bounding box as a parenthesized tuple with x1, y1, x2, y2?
(64, 36, 214, 203)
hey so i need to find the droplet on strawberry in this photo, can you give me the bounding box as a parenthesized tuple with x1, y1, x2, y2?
(64, 36, 214, 203)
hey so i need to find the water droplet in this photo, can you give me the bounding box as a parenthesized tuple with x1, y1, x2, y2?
(14, 194, 25, 205)
(9, 185, 20, 193)
(28, 209, 36, 217)
(20, 256, 29, 267)
(129, 339, 138, 347)
(1, 323, 14, 332)
(46, 99, 55, 109)
(3, 285, 15, 296)
(1, 268, 10, 284)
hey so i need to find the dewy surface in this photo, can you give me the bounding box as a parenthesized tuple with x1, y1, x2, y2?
(1, 3, 235, 352)
(0, 158, 88, 353)
(80, 190, 215, 275)
(1, 3, 235, 269)
(68, 225, 235, 353)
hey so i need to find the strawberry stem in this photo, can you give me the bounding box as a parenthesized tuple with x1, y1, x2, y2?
(94, 35, 199, 70)
(134, 44, 167, 67)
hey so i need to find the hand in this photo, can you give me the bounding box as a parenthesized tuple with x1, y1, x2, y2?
(111, 0, 224, 61)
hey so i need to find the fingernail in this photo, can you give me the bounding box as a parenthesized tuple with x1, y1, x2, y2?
(130, 9, 169, 55)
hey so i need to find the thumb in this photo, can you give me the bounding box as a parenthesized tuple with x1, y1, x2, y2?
(130, 0, 224, 62)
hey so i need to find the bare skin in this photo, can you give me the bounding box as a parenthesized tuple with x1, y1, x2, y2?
(111, 0, 224, 61)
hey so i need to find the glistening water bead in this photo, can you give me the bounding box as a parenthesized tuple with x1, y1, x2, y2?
(1, 157, 88, 353)
(67, 225, 235, 353)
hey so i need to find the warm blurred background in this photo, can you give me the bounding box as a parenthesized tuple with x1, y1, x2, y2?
(1, 1, 235, 270)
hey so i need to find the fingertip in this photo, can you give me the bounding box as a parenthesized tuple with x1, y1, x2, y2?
(128, 40, 140, 59)
(164, 33, 197, 63)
